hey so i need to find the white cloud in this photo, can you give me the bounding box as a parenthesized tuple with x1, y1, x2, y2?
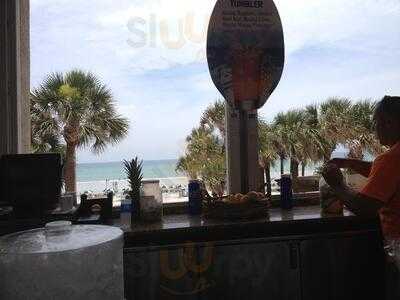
(276, 0, 400, 55)
(83, 0, 400, 73)
(31, 0, 400, 76)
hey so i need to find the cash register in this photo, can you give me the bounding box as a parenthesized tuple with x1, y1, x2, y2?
(0, 153, 63, 219)
(0, 153, 114, 236)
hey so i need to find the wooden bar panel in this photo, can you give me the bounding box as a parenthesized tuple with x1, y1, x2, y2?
(197, 240, 301, 300)
(124, 245, 200, 300)
(300, 232, 385, 300)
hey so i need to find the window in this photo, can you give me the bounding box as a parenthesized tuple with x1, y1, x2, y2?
(30, 0, 400, 206)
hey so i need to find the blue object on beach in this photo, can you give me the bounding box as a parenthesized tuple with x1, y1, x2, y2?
(120, 198, 132, 227)
(188, 180, 202, 215)
(280, 174, 293, 210)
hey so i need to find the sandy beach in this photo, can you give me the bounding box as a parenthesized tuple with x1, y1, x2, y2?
(77, 177, 190, 204)
(76, 176, 285, 205)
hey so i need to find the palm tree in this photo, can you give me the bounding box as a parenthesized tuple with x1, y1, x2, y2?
(31, 96, 66, 158)
(347, 100, 385, 158)
(177, 126, 226, 194)
(272, 106, 331, 179)
(201, 151, 226, 196)
(299, 105, 318, 175)
(298, 105, 331, 175)
(276, 148, 286, 175)
(178, 100, 227, 194)
(320, 98, 385, 160)
(31, 70, 129, 192)
(176, 156, 199, 180)
(200, 99, 226, 138)
(258, 120, 278, 197)
(319, 97, 353, 158)
(273, 110, 306, 178)
(31, 126, 66, 159)
(176, 128, 210, 180)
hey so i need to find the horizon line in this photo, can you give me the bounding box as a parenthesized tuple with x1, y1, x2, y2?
(77, 158, 180, 165)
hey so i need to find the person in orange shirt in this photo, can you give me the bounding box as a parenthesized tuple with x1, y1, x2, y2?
(322, 96, 400, 239)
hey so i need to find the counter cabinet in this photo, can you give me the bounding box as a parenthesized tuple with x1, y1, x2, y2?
(0, 206, 386, 300)
(124, 228, 385, 300)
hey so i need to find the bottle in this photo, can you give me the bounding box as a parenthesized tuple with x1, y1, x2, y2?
(188, 180, 203, 215)
(120, 198, 132, 229)
(280, 174, 293, 209)
(141, 180, 163, 222)
(319, 177, 343, 214)
(320, 152, 345, 214)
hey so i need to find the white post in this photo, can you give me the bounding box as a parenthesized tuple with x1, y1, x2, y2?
(246, 110, 263, 193)
(225, 104, 241, 194)
(226, 104, 263, 194)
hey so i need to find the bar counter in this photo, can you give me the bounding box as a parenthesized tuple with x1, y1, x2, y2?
(121, 205, 382, 247)
(0, 205, 388, 299)
(122, 205, 385, 300)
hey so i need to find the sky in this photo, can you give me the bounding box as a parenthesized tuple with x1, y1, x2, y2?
(30, 0, 400, 163)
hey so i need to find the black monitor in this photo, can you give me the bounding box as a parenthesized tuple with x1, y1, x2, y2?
(1, 153, 62, 218)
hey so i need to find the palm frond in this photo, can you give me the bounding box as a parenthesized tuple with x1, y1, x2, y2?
(200, 99, 226, 137)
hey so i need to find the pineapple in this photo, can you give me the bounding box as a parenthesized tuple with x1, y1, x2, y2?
(123, 157, 143, 218)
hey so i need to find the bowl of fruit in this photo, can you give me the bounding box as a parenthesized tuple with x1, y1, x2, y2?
(202, 191, 271, 221)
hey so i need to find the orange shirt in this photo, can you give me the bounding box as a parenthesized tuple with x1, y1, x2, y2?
(361, 142, 400, 238)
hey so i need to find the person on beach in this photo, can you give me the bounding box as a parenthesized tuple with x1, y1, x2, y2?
(322, 96, 400, 239)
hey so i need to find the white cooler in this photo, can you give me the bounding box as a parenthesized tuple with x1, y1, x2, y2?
(0, 222, 124, 300)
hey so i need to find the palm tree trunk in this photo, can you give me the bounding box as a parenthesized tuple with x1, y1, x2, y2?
(302, 162, 306, 177)
(265, 164, 272, 198)
(290, 158, 299, 179)
(64, 143, 77, 192)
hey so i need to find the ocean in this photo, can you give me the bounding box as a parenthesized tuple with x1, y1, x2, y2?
(76, 159, 187, 196)
(76, 158, 320, 196)
(77, 159, 183, 182)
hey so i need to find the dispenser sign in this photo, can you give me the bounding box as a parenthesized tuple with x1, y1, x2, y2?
(207, 0, 285, 111)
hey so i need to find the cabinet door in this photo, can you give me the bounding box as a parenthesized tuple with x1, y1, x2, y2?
(124, 245, 201, 300)
(300, 233, 385, 300)
(197, 240, 301, 300)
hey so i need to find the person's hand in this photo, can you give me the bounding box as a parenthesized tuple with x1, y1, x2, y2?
(322, 163, 345, 189)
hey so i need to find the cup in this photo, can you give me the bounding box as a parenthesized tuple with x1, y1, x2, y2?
(60, 193, 75, 211)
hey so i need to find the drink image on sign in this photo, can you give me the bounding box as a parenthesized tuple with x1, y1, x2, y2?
(232, 49, 263, 110)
